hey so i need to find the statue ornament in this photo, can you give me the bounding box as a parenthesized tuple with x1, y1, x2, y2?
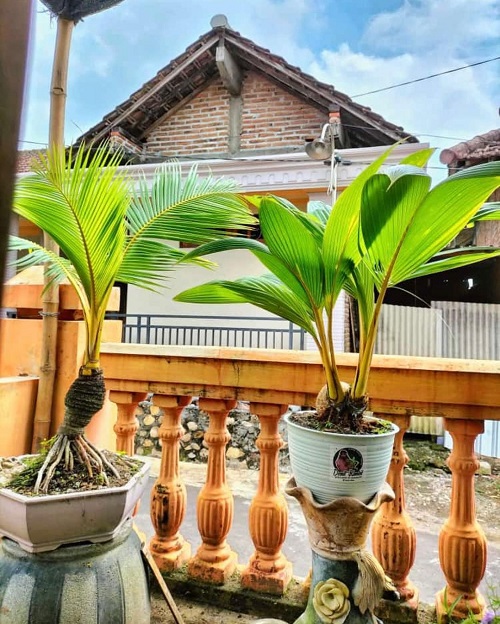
(285, 479, 398, 624)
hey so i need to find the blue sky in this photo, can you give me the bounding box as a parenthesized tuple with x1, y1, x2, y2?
(22, 0, 500, 179)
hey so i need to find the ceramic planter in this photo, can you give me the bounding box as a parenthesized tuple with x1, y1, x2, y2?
(284, 412, 398, 504)
(0, 520, 150, 624)
(0, 460, 150, 553)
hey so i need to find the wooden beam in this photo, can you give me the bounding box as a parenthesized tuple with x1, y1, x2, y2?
(89, 35, 219, 145)
(101, 344, 500, 421)
(225, 34, 408, 143)
(216, 44, 242, 96)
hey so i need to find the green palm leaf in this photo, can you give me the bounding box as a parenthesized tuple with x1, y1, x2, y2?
(8, 236, 86, 305)
(359, 166, 432, 288)
(407, 247, 500, 279)
(175, 274, 317, 336)
(14, 146, 129, 309)
(469, 201, 500, 223)
(322, 146, 397, 302)
(181, 236, 311, 304)
(258, 197, 324, 306)
(127, 163, 255, 246)
(385, 161, 500, 284)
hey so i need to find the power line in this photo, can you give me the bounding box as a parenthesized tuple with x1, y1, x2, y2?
(18, 139, 48, 146)
(18, 126, 486, 151)
(352, 55, 500, 97)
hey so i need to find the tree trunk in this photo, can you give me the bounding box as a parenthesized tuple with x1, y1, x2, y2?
(31, 17, 74, 451)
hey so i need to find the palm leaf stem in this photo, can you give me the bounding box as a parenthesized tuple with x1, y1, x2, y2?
(325, 298, 341, 393)
(352, 271, 392, 400)
(312, 306, 343, 402)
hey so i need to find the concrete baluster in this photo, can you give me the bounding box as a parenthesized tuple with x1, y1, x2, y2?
(188, 398, 238, 584)
(149, 395, 192, 571)
(371, 414, 418, 604)
(436, 419, 487, 622)
(241, 403, 292, 594)
(110, 391, 147, 455)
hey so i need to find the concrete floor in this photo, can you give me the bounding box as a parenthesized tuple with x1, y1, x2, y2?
(135, 459, 500, 621)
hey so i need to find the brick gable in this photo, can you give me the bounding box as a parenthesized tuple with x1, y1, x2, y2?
(145, 78, 230, 157)
(240, 73, 326, 151)
(144, 71, 327, 158)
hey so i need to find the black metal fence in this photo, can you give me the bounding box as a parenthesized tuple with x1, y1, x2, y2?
(106, 313, 307, 350)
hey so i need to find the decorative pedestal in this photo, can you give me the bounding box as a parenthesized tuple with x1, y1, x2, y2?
(0, 521, 150, 624)
(286, 479, 396, 624)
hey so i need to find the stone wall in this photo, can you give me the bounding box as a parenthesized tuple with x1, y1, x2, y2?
(135, 398, 290, 471)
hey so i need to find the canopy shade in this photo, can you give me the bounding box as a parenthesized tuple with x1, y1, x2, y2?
(40, 0, 125, 22)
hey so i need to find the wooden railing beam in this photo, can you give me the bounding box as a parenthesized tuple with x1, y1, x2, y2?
(101, 345, 500, 421)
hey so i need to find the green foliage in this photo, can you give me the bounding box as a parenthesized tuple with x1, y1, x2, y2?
(440, 584, 500, 624)
(175, 147, 500, 427)
(10, 144, 255, 370)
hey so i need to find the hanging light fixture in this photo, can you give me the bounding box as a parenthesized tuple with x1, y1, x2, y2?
(305, 110, 345, 198)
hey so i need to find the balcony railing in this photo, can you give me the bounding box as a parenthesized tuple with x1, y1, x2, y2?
(106, 313, 307, 350)
(101, 343, 500, 622)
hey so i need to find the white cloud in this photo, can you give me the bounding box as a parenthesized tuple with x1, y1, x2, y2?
(305, 1, 499, 180)
(20, 0, 500, 171)
(365, 0, 500, 56)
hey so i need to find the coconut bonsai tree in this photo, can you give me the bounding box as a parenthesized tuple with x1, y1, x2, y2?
(8, 144, 255, 494)
(175, 147, 500, 434)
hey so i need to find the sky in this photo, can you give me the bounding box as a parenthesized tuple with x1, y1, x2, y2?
(21, 0, 500, 181)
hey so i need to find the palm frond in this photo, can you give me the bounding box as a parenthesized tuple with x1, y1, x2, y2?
(258, 197, 324, 306)
(116, 240, 213, 291)
(175, 274, 317, 336)
(469, 201, 500, 223)
(8, 236, 88, 307)
(323, 146, 396, 302)
(126, 163, 256, 247)
(408, 247, 500, 279)
(13, 145, 130, 308)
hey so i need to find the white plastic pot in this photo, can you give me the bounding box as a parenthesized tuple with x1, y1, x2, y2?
(285, 412, 398, 504)
(0, 460, 150, 553)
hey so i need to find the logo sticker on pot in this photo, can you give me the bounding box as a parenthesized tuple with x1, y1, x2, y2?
(331, 447, 364, 481)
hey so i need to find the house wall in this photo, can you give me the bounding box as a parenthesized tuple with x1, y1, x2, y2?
(144, 71, 327, 157)
(127, 248, 274, 318)
(239, 73, 326, 151)
(145, 78, 230, 156)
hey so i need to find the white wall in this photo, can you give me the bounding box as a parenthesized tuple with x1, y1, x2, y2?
(127, 247, 276, 320)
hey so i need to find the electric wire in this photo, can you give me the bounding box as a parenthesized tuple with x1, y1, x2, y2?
(351, 55, 500, 97)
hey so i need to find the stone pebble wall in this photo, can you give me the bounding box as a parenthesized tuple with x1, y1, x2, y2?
(135, 398, 290, 471)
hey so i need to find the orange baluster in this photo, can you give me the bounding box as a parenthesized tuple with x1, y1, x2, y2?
(149, 395, 192, 571)
(436, 419, 487, 622)
(188, 398, 238, 584)
(371, 414, 418, 604)
(241, 403, 292, 594)
(110, 391, 147, 455)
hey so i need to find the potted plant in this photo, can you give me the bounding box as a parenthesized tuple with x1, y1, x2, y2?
(174, 146, 500, 504)
(0, 144, 254, 622)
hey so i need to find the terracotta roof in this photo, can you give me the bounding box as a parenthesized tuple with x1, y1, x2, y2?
(16, 149, 45, 173)
(75, 22, 416, 150)
(440, 128, 500, 166)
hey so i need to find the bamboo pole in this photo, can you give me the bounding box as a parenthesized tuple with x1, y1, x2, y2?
(0, 1, 32, 304)
(31, 17, 74, 451)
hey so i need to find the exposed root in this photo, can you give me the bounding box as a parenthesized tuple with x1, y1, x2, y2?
(316, 383, 368, 432)
(33, 433, 120, 494)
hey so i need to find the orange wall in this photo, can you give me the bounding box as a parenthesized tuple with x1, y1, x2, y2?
(0, 376, 38, 455)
